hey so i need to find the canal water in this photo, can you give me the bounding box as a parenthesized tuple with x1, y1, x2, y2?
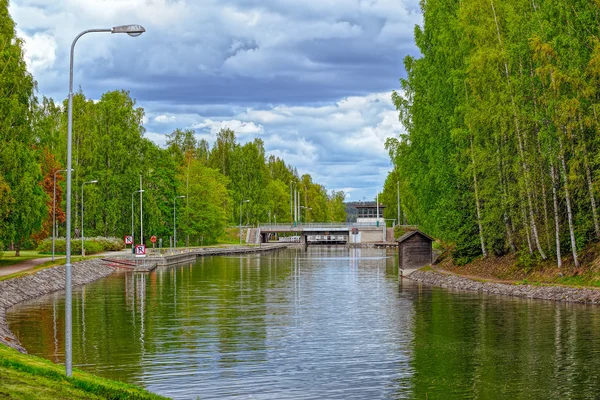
(6, 247, 600, 399)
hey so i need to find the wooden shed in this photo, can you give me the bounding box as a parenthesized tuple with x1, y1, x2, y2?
(397, 230, 433, 270)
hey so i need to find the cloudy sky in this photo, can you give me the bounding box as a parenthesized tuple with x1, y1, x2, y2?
(10, 0, 422, 201)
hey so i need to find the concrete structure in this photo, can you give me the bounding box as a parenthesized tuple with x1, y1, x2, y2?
(397, 230, 433, 270)
(355, 202, 385, 226)
(252, 222, 401, 245)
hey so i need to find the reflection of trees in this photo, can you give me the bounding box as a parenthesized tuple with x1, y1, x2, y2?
(404, 289, 600, 399)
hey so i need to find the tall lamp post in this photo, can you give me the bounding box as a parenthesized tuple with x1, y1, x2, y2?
(173, 195, 185, 251)
(240, 199, 250, 245)
(64, 24, 145, 377)
(131, 189, 144, 248)
(53, 168, 73, 261)
(81, 180, 98, 256)
(301, 206, 312, 224)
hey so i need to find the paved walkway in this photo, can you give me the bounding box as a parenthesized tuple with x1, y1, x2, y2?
(0, 258, 54, 278)
(0, 249, 134, 278)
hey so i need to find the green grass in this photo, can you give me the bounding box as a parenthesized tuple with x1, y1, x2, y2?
(0, 251, 51, 268)
(0, 344, 168, 399)
(0, 256, 97, 282)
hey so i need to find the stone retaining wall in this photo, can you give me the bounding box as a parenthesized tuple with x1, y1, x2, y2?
(0, 259, 115, 352)
(409, 269, 600, 304)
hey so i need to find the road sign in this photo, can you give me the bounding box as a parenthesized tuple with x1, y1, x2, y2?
(150, 235, 157, 243)
(124, 235, 133, 245)
(134, 244, 146, 257)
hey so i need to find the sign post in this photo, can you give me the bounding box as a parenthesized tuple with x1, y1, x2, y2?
(134, 244, 146, 258)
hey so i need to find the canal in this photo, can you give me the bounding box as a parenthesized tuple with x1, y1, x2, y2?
(7, 247, 600, 399)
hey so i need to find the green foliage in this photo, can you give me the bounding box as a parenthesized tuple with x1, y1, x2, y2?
(388, 0, 600, 270)
(36, 237, 124, 255)
(0, 1, 47, 254)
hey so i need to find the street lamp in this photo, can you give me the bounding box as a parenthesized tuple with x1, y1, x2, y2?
(301, 206, 312, 224)
(131, 190, 144, 247)
(81, 180, 98, 256)
(64, 24, 145, 377)
(53, 168, 73, 261)
(240, 199, 250, 245)
(174, 196, 185, 251)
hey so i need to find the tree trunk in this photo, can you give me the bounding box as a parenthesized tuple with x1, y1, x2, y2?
(577, 114, 600, 239)
(490, 0, 546, 259)
(558, 137, 579, 267)
(471, 137, 487, 258)
(550, 161, 562, 269)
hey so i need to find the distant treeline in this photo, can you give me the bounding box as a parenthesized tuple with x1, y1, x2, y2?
(383, 0, 600, 266)
(0, 3, 345, 253)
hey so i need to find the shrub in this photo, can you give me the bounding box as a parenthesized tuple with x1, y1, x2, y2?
(37, 237, 125, 255)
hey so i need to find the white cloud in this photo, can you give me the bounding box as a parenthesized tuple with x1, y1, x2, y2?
(192, 119, 264, 136)
(17, 29, 56, 74)
(154, 114, 176, 123)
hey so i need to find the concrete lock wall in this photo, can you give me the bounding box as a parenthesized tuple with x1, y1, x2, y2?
(399, 234, 432, 269)
(359, 228, 384, 243)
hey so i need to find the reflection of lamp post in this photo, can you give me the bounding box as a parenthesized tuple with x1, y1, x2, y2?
(81, 180, 98, 256)
(174, 195, 185, 251)
(64, 24, 145, 377)
(53, 168, 72, 261)
(131, 190, 144, 247)
(240, 199, 250, 245)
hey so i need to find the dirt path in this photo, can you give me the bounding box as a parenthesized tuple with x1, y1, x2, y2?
(0, 258, 55, 278)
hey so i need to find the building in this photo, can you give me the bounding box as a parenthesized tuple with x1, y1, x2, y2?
(354, 202, 385, 225)
(397, 230, 433, 270)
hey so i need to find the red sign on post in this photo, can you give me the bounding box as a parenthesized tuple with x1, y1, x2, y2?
(150, 235, 157, 243)
(124, 236, 133, 245)
(134, 244, 146, 257)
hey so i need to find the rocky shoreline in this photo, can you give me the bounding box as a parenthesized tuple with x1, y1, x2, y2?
(409, 269, 600, 304)
(0, 259, 115, 352)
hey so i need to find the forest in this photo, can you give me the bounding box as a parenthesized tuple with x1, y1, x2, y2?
(383, 0, 600, 267)
(0, 2, 346, 254)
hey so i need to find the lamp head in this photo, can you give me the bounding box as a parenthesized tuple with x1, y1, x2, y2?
(112, 24, 146, 37)
(179, 196, 186, 199)
(243, 199, 250, 203)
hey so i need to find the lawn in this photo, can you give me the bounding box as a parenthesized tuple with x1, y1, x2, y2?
(0, 250, 51, 268)
(0, 344, 168, 399)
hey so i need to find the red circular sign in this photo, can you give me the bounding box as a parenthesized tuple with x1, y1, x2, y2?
(150, 235, 157, 243)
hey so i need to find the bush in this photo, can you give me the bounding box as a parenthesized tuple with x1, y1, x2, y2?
(37, 237, 125, 255)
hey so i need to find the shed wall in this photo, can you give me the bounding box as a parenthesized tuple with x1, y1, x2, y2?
(399, 234, 432, 269)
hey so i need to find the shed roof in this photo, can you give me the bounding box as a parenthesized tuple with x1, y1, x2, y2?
(397, 230, 434, 243)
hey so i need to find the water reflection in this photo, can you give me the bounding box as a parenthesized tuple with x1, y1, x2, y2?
(6, 247, 600, 399)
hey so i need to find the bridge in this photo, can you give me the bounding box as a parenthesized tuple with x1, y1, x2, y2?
(245, 223, 415, 245)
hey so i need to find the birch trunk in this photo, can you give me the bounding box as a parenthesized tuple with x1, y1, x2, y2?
(577, 114, 600, 239)
(558, 137, 579, 267)
(550, 161, 562, 269)
(471, 137, 487, 258)
(490, 0, 546, 259)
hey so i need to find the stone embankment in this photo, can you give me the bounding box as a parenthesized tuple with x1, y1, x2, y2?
(409, 269, 600, 304)
(0, 259, 115, 352)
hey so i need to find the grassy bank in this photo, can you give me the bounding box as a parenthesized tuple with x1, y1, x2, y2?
(0, 256, 98, 282)
(0, 251, 50, 268)
(437, 242, 600, 288)
(0, 344, 167, 399)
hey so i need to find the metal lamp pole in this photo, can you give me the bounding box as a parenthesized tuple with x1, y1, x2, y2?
(301, 206, 312, 224)
(65, 24, 145, 377)
(174, 195, 185, 251)
(53, 168, 72, 261)
(81, 180, 98, 256)
(131, 189, 144, 248)
(240, 199, 249, 245)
